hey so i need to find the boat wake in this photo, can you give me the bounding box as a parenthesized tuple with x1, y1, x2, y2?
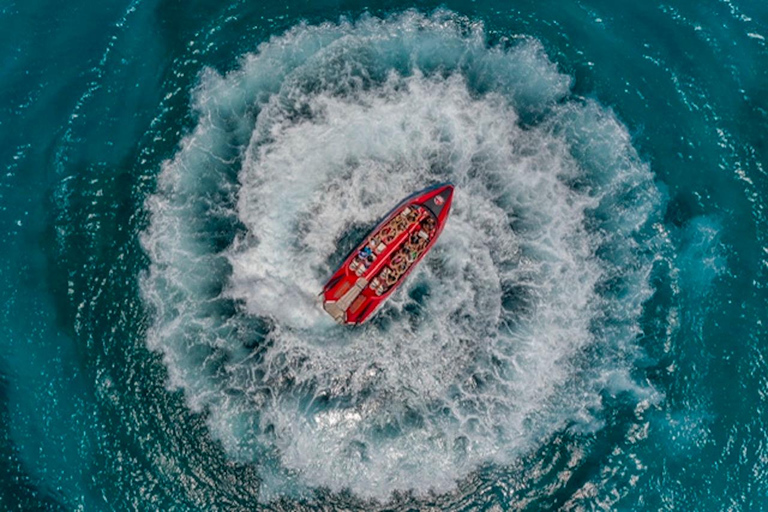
(141, 10, 663, 500)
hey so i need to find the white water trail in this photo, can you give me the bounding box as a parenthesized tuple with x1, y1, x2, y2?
(141, 10, 661, 501)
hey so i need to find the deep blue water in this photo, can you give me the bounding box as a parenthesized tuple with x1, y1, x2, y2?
(1, 0, 767, 510)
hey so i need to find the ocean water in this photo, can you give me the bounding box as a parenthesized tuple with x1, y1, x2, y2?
(1, 0, 767, 510)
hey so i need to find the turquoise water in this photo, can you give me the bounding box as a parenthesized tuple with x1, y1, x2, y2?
(2, 0, 767, 509)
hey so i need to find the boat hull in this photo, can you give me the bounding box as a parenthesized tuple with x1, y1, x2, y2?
(322, 183, 454, 324)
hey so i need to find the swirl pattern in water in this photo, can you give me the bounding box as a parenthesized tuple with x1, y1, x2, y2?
(141, 11, 662, 500)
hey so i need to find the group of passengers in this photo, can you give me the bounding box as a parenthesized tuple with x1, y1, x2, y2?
(370, 216, 436, 295)
(351, 205, 438, 291)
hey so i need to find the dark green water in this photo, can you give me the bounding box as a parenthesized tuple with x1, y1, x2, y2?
(1, 0, 767, 510)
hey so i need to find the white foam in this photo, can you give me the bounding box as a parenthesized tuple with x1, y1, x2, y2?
(140, 10, 661, 501)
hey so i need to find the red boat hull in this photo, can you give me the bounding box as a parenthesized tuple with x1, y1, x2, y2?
(322, 183, 454, 324)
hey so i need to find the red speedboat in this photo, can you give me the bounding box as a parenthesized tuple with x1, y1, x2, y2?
(322, 183, 454, 324)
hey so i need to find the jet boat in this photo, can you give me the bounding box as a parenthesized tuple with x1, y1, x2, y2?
(322, 183, 454, 324)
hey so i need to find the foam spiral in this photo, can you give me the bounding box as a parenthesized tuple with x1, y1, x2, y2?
(141, 10, 661, 500)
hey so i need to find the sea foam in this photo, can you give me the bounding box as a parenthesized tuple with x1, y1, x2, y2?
(141, 10, 662, 501)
